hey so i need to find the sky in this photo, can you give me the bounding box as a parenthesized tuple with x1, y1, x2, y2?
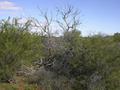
(0, 0, 120, 36)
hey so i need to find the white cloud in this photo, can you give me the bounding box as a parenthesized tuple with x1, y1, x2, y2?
(18, 18, 28, 23)
(0, 1, 22, 10)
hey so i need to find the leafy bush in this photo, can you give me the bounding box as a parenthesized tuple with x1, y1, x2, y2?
(0, 18, 43, 82)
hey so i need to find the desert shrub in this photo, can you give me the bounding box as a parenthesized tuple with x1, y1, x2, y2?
(0, 18, 43, 82)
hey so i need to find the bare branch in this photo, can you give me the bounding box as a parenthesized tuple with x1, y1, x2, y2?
(56, 6, 81, 32)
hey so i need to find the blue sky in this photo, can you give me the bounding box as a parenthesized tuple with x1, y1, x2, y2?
(0, 0, 120, 36)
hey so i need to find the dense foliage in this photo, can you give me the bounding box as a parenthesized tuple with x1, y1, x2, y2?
(0, 18, 43, 82)
(0, 7, 120, 90)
